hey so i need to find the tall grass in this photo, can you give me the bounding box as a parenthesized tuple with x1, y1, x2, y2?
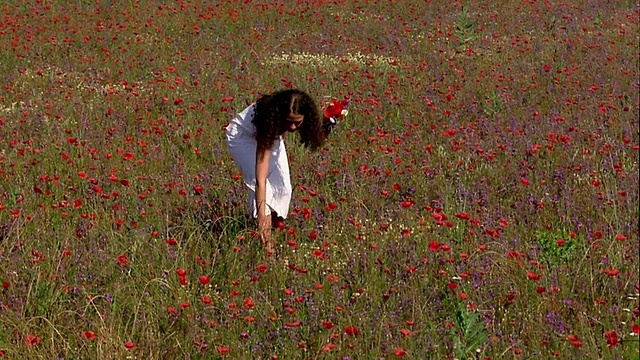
(0, 1, 638, 359)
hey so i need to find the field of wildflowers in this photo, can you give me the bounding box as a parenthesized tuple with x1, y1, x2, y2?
(0, 0, 638, 359)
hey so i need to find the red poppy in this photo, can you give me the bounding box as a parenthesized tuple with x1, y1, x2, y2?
(604, 330, 619, 348)
(83, 331, 96, 340)
(323, 99, 349, 120)
(394, 348, 406, 356)
(527, 271, 541, 281)
(567, 334, 582, 347)
(25, 334, 41, 346)
(428, 241, 440, 251)
(322, 343, 336, 352)
(117, 254, 129, 266)
(124, 341, 135, 349)
(322, 320, 334, 329)
(345, 325, 358, 336)
(244, 297, 255, 309)
(455, 212, 470, 220)
(198, 276, 210, 285)
(603, 268, 620, 277)
(216, 346, 231, 355)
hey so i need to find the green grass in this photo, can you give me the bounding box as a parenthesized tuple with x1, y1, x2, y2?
(0, 0, 638, 359)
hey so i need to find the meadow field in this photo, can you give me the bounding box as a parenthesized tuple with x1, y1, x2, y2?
(0, 0, 638, 358)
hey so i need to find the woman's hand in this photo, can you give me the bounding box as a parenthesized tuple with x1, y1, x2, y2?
(255, 141, 274, 255)
(257, 212, 274, 255)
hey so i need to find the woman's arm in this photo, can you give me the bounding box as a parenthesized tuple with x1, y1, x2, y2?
(255, 143, 272, 251)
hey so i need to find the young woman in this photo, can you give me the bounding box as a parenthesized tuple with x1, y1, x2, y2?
(226, 89, 326, 255)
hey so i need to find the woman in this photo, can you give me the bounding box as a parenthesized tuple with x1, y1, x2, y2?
(226, 89, 326, 255)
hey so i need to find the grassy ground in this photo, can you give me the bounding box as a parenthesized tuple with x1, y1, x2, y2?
(0, 0, 638, 359)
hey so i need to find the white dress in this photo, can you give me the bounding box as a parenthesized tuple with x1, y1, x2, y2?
(225, 104, 292, 218)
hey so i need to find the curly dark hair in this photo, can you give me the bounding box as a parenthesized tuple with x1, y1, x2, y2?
(252, 89, 325, 153)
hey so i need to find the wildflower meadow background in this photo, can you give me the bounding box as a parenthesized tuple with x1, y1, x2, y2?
(0, 0, 638, 359)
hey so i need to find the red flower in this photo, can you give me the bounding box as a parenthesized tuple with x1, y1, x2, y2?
(25, 334, 41, 346)
(322, 343, 336, 352)
(216, 346, 231, 355)
(323, 99, 348, 120)
(322, 320, 334, 329)
(394, 348, 406, 356)
(345, 325, 358, 336)
(198, 276, 210, 285)
(244, 297, 255, 309)
(124, 341, 135, 349)
(567, 334, 582, 347)
(83, 331, 96, 340)
(117, 254, 129, 266)
(428, 241, 440, 251)
(603, 268, 620, 277)
(604, 330, 619, 348)
(455, 212, 470, 220)
(527, 271, 541, 281)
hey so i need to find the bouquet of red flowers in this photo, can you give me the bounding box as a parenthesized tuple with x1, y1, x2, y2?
(322, 98, 349, 138)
